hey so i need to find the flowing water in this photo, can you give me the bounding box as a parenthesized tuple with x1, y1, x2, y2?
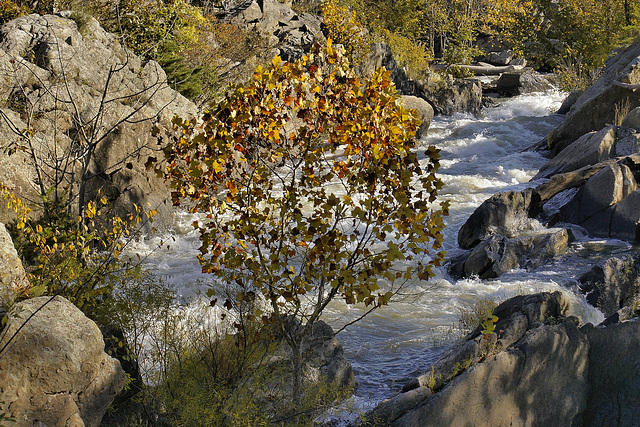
(130, 88, 620, 414)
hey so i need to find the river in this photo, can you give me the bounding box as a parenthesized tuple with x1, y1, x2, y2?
(129, 87, 613, 415)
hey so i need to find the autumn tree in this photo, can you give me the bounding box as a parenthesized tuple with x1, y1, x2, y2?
(160, 40, 448, 409)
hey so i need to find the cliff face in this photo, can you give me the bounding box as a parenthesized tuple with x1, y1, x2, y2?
(0, 13, 197, 224)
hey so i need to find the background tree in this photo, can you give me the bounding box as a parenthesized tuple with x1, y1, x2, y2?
(160, 40, 448, 410)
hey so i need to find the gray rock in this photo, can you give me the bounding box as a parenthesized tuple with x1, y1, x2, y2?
(401, 292, 569, 394)
(546, 36, 640, 154)
(578, 254, 640, 319)
(0, 296, 126, 426)
(418, 76, 482, 115)
(552, 155, 640, 241)
(535, 126, 617, 179)
(559, 161, 638, 225)
(367, 292, 586, 427)
(495, 69, 554, 96)
(0, 14, 198, 224)
(581, 321, 640, 426)
(0, 223, 29, 308)
(399, 95, 434, 138)
(486, 49, 513, 66)
(457, 189, 537, 249)
(556, 89, 583, 115)
(449, 229, 571, 279)
(621, 106, 640, 131)
(388, 321, 588, 427)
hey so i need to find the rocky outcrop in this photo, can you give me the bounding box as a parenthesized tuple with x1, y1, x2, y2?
(0, 223, 29, 308)
(361, 291, 640, 427)
(546, 37, 640, 154)
(548, 154, 640, 241)
(225, 0, 323, 61)
(399, 95, 434, 138)
(0, 296, 126, 426)
(417, 76, 482, 116)
(361, 43, 483, 116)
(362, 292, 590, 427)
(580, 321, 640, 426)
(534, 126, 636, 179)
(0, 13, 197, 223)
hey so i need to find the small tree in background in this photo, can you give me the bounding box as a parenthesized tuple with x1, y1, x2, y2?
(160, 39, 448, 410)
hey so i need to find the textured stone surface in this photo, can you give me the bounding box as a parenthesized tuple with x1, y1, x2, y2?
(364, 293, 586, 427)
(0, 296, 126, 426)
(0, 223, 29, 308)
(0, 13, 197, 224)
(449, 229, 571, 279)
(400, 95, 434, 138)
(546, 37, 640, 154)
(579, 254, 640, 319)
(457, 189, 536, 249)
(535, 126, 617, 179)
(495, 69, 554, 96)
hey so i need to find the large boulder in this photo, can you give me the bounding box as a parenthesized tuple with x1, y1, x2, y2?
(417, 76, 483, 116)
(363, 292, 588, 427)
(550, 154, 640, 241)
(535, 126, 618, 179)
(227, 0, 323, 61)
(578, 254, 640, 320)
(449, 228, 571, 279)
(546, 36, 640, 154)
(399, 95, 434, 138)
(0, 13, 197, 223)
(388, 322, 588, 427)
(0, 223, 29, 308)
(495, 69, 554, 96)
(457, 189, 538, 249)
(0, 296, 126, 426)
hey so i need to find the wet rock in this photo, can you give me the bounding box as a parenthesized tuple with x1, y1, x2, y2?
(495, 69, 554, 96)
(578, 254, 640, 319)
(400, 95, 434, 138)
(457, 189, 537, 249)
(0, 296, 126, 426)
(580, 321, 640, 426)
(449, 229, 571, 279)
